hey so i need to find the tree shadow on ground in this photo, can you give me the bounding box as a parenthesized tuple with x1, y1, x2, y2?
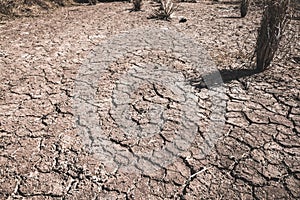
(190, 68, 259, 89)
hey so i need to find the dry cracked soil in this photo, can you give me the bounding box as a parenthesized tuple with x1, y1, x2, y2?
(0, 0, 299, 199)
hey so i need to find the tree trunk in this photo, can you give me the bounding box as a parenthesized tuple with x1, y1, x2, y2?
(241, 0, 249, 18)
(256, 0, 289, 72)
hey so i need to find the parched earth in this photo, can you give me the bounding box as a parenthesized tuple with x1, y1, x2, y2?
(0, 1, 299, 199)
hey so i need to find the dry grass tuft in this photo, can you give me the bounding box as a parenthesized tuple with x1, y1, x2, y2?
(150, 0, 178, 20)
(0, 0, 73, 19)
(0, 0, 16, 16)
(132, 0, 142, 11)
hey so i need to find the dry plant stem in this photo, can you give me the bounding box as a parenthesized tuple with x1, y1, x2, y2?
(256, 0, 290, 71)
(183, 167, 212, 188)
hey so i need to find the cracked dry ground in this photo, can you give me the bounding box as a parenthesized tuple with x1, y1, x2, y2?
(0, 1, 299, 200)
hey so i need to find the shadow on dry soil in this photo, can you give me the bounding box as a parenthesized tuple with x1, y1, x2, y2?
(190, 68, 259, 89)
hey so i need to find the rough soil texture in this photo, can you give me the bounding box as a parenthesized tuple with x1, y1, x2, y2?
(0, 0, 299, 199)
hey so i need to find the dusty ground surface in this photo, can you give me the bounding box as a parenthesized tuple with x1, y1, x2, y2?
(0, 0, 299, 199)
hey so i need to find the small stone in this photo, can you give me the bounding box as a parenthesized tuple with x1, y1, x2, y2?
(179, 18, 187, 23)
